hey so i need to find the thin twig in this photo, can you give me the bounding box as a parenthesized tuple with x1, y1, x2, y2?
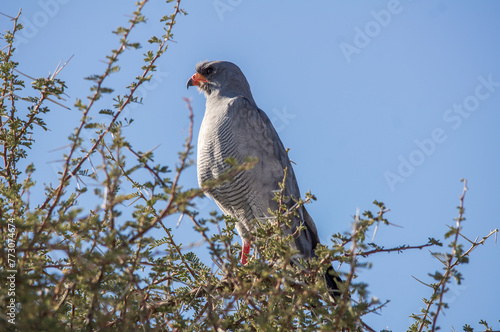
(430, 180, 467, 331)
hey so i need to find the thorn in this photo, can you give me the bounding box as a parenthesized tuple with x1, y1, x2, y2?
(461, 233, 476, 245)
(51, 59, 63, 80)
(53, 54, 74, 78)
(176, 213, 185, 228)
(127, 196, 141, 207)
(48, 144, 73, 152)
(139, 144, 161, 159)
(13, 69, 36, 80)
(75, 174, 87, 188)
(430, 250, 447, 266)
(386, 220, 403, 228)
(46, 97, 70, 110)
(411, 275, 433, 288)
(87, 156, 98, 180)
(47, 159, 67, 164)
(371, 222, 379, 241)
(0, 12, 15, 20)
(354, 207, 360, 223)
(0, 91, 12, 101)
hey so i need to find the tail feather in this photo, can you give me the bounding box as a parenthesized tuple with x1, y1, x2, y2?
(296, 207, 345, 302)
(325, 265, 343, 302)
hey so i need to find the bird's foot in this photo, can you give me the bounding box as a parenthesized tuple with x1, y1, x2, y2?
(241, 241, 251, 265)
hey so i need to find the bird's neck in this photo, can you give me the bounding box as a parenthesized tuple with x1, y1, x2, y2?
(206, 89, 256, 108)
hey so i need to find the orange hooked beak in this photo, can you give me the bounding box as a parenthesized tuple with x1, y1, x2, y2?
(186, 72, 209, 89)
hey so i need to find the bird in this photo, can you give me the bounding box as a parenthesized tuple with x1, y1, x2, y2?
(187, 60, 341, 299)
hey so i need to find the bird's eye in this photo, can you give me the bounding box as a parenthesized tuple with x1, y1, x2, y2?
(205, 67, 214, 76)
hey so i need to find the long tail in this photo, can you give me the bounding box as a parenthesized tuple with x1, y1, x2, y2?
(324, 265, 343, 302)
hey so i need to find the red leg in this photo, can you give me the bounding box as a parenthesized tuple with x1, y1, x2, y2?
(241, 240, 251, 265)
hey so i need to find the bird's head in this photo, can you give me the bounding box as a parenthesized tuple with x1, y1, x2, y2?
(187, 61, 254, 101)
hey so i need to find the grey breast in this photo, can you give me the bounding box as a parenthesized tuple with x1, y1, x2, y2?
(197, 99, 264, 239)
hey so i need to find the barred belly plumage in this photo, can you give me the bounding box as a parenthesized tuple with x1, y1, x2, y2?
(197, 114, 260, 239)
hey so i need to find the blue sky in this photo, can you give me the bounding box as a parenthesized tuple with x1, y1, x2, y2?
(3, 1, 500, 330)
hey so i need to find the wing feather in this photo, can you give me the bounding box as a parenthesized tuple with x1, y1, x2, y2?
(229, 97, 320, 256)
